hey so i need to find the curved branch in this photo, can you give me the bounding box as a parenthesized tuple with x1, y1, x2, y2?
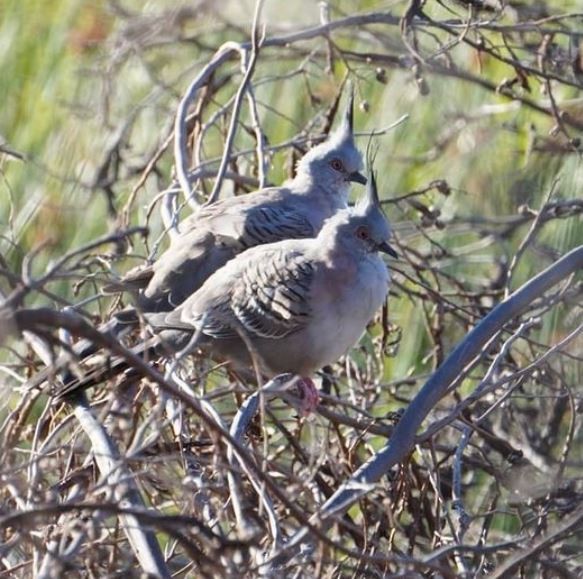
(69, 395, 170, 578)
(276, 244, 583, 562)
(207, 0, 265, 205)
(173, 42, 239, 206)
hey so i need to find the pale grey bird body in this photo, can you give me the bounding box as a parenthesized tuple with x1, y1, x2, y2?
(52, 172, 394, 402)
(159, 171, 395, 380)
(52, 94, 366, 400)
(121, 94, 365, 313)
(139, 184, 344, 311)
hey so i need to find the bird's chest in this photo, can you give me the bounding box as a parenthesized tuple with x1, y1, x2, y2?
(310, 257, 389, 359)
(325, 258, 387, 314)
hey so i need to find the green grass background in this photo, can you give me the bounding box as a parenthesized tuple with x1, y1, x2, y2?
(1, 0, 582, 558)
(2, 0, 581, 380)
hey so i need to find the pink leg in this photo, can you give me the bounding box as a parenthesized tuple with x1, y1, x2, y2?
(295, 377, 320, 416)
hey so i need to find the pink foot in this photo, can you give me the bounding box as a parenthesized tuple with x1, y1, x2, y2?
(295, 377, 320, 416)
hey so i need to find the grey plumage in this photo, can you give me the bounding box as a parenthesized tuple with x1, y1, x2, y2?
(158, 170, 395, 379)
(119, 92, 365, 313)
(52, 92, 365, 399)
(53, 171, 394, 400)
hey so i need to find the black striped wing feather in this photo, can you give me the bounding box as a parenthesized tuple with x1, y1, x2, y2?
(196, 249, 315, 341)
(238, 205, 315, 249)
(183, 190, 316, 249)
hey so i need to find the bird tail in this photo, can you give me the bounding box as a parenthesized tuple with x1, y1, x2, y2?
(53, 334, 163, 401)
(23, 305, 195, 402)
(53, 309, 141, 394)
(53, 311, 196, 401)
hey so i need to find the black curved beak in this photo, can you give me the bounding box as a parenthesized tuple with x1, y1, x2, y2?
(348, 171, 367, 185)
(378, 241, 398, 258)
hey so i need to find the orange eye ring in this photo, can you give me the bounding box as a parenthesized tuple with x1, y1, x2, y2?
(330, 158, 344, 172)
(356, 226, 370, 240)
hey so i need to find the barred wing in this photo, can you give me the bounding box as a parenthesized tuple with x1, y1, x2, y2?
(178, 246, 315, 341)
(182, 188, 316, 248)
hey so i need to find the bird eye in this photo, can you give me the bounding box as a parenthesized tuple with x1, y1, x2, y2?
(356, 226, 370, 240)
(330, 158, 344, 172)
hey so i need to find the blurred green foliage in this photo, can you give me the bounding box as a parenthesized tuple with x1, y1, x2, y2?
(0, 3, 581, 571)
(1, 0, 581, 361)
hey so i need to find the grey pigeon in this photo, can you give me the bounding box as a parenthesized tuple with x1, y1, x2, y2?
(119, 92, 366, 313)
(157, 170, 395, 398)
(50, 93, 365, 400)
(52, 170, 395, 403)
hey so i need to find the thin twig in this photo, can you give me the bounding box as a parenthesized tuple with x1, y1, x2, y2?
(272, 244, 583, 564)
(207, 0, 265, 205)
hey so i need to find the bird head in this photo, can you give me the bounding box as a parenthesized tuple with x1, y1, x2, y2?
(294, 90, 366, 203)
(324, 169, 397, 258)
(352, 170, 397, 257)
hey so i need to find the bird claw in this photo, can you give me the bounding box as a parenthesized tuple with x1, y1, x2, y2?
(295, 377, 320, 416)
(268, 374, 320, 415)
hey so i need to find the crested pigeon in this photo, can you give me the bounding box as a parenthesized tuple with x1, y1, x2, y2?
(48, 91, 366, 400)
(155, 170, 395, 402)
(52, 170, 395, 404)
(119, 91, 366, 313)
